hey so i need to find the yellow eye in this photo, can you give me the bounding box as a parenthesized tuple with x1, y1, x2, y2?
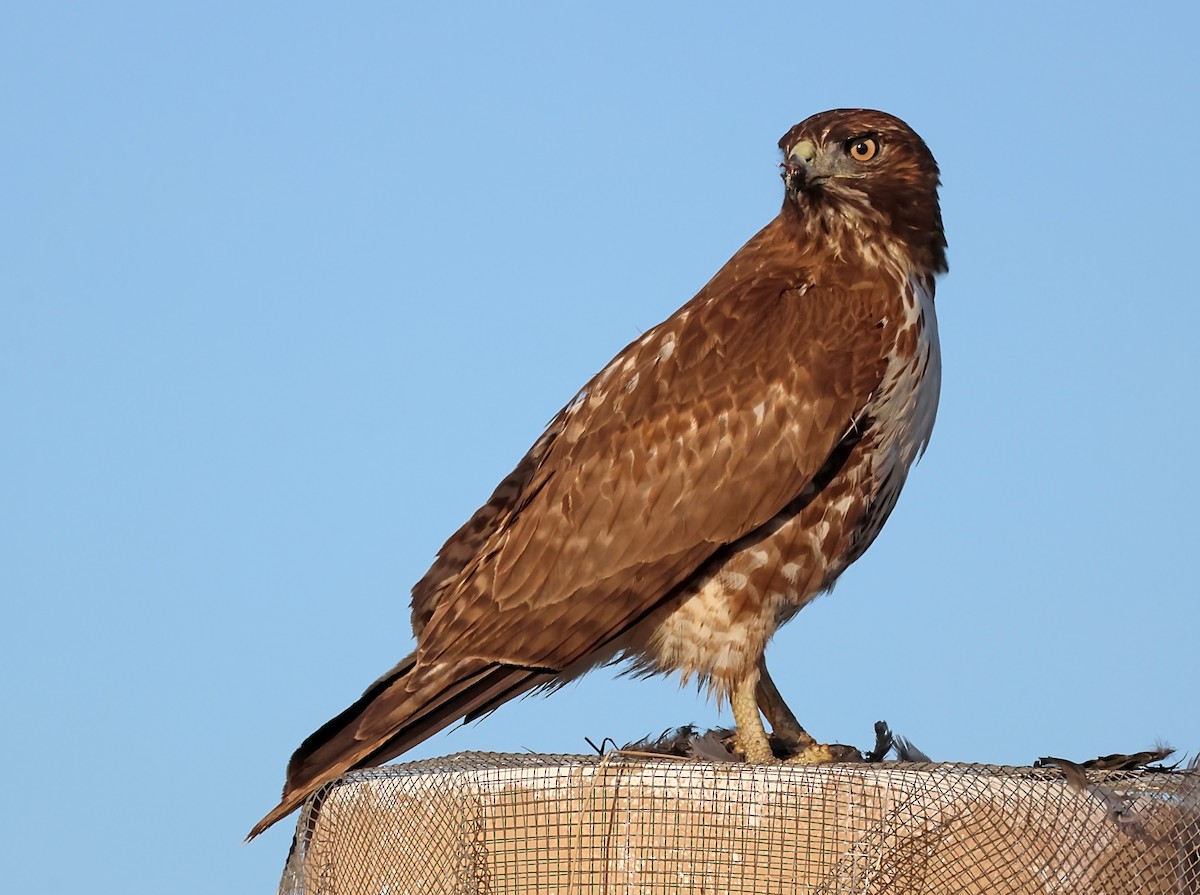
(847, 137, 878, 161)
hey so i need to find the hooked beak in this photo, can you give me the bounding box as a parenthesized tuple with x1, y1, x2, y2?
(781, 139, 825, 193)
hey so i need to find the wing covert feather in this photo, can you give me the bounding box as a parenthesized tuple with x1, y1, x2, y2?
(418, 219, 891, 671)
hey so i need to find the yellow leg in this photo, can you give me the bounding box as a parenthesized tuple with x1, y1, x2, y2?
(731, 670, 776, 764)
(756, 659, 817, 749)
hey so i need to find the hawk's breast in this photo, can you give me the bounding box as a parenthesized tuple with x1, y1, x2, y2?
(870, 274, 941, 480)
(853, 273, 940, 557)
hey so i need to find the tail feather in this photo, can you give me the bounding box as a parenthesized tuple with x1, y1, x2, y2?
(247, 656, 552, 840)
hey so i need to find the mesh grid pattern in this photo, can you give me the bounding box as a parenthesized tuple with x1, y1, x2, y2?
(278, 753, 1200, 894)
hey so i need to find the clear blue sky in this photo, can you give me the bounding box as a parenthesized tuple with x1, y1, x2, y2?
(4, 3, 1198, 892)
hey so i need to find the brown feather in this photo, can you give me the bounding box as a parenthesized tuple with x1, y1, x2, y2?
(251, 108, 947, 838)
(247, 657, 550, 840)
(417, 228, 888, 671)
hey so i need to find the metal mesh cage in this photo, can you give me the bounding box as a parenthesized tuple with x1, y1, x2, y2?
(278, 752, 1200, 894)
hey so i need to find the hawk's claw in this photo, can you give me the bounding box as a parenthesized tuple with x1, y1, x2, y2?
(782, 742, 864, 764)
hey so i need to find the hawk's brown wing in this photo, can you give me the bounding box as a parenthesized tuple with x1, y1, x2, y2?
(415, 217, 893, 672)
(249, 218, 899, 840)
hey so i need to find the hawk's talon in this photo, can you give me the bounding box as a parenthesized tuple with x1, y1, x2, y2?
(782, 742, 864, 764)
(731, 733, 863, 765)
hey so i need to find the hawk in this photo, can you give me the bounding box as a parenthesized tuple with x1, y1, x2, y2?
(250, 108, 947, 838)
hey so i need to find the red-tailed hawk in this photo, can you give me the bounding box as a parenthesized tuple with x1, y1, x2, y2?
(250, 108, 947, 838)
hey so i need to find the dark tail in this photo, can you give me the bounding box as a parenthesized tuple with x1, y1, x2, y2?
(247, 654, 551, 839)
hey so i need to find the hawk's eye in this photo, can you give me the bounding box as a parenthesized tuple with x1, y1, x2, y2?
(846, 137, 879, 162)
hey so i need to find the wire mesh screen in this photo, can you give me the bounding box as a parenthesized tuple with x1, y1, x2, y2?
(278, 752, 1200, 895)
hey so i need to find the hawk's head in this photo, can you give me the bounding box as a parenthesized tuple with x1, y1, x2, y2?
(778, 109, 947, 276)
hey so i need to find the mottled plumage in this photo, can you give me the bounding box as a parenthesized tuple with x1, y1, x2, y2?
(250, 108, 947, 839)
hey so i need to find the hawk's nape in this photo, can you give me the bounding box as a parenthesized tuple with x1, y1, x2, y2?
(250, 108, 946, 840)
